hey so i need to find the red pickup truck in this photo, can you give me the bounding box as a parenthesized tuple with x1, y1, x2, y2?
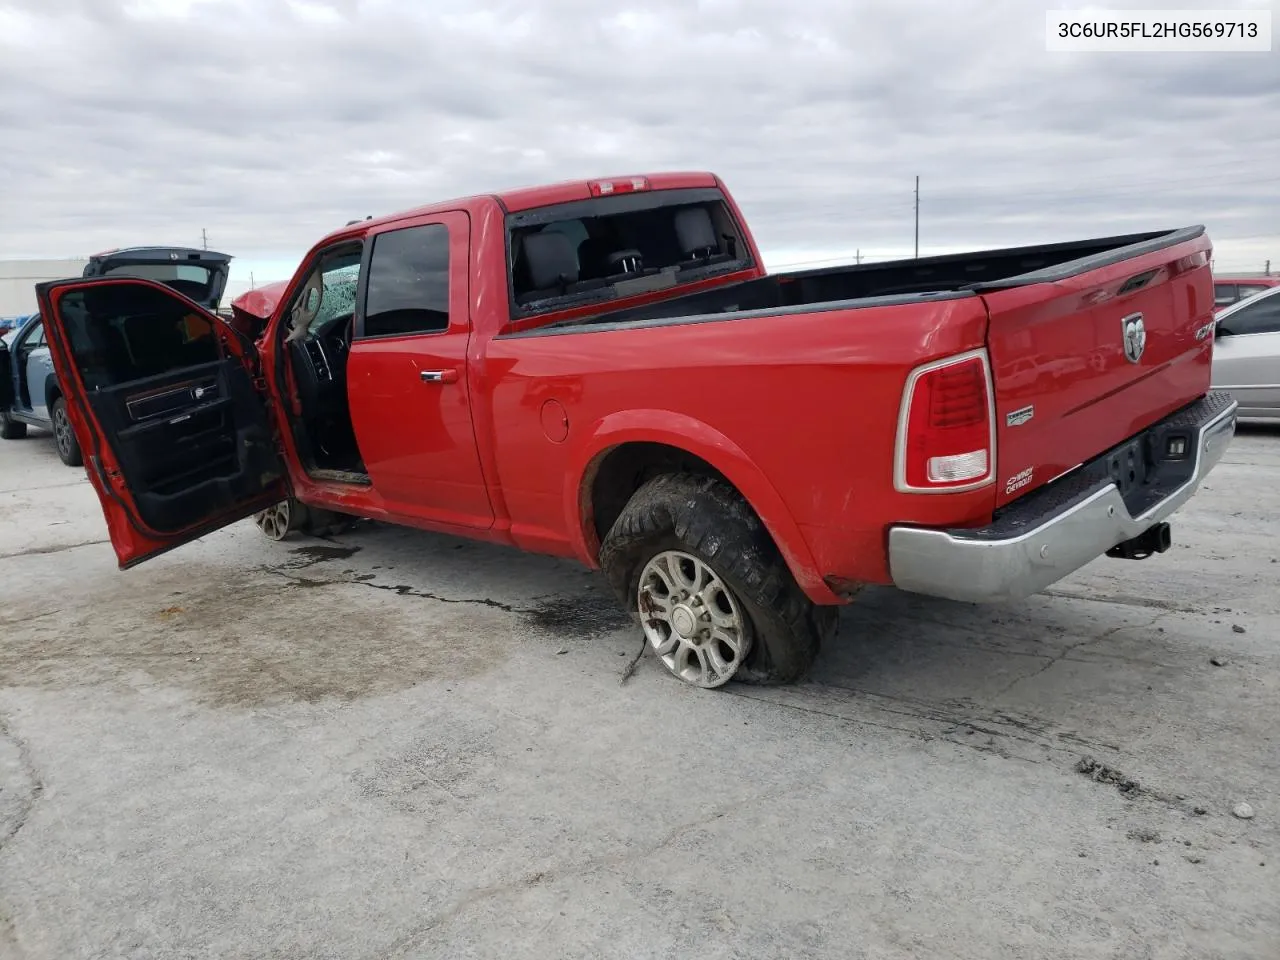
(35, 172, 1237, 690)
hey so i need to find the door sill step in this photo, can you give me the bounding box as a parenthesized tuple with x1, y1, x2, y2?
(308, 468, 371, 485)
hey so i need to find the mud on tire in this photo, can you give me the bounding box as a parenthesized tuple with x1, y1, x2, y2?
(598, 473, 838, 686)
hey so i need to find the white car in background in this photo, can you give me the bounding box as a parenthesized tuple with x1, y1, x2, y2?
(1212, 284, 1280, 420)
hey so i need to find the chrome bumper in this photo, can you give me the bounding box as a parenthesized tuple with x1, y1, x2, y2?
(888, 394, 1239, 604)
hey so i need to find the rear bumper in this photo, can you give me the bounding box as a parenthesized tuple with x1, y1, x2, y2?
(888, 391, 1238, 604)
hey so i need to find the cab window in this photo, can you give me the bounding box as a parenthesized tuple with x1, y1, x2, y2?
(361, 223, 451, 338)
(20, 320, 46, 348)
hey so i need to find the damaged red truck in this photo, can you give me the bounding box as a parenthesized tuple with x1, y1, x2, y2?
(35, 172, 1237, 689)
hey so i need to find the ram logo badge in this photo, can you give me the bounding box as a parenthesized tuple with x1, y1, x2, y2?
(1122, 312, 1147, 364)
(1006, 405, 1035, 427)
(1005, 467, 1034, 495)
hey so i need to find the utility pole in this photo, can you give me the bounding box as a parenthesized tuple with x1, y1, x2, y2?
(250, 271, 255, 290)
(856, 249, 862, 264)
(1267, 259, 1272, 276)
(201, 228, 208, 250)
(913, 176, 920, 259)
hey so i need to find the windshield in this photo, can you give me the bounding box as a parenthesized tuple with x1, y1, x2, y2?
(282, 248, 362, 342)
(309, 262, 360, 333)
(506, 187, 751, 317)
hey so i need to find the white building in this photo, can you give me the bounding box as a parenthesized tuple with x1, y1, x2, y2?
(0, 259, 89, 317)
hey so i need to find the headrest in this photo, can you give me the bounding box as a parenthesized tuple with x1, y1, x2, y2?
(674, 207, 718, 255)
(522, 231, 579, 289)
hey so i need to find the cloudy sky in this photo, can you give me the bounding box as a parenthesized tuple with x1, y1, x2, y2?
(0, 0, 1276, 296)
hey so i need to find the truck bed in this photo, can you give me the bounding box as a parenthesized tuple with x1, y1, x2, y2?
(546, 228, 1202, 330)
(517, 224, 1216, 524)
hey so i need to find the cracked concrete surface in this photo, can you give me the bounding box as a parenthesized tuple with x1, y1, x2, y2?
(0, 425, 1277, 958)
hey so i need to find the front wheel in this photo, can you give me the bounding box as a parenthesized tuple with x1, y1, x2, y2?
(599, 474, 837, 688)
(253, 498, 356, 541)
(51, 397, 82, 466)
(254, 499, 307, 541)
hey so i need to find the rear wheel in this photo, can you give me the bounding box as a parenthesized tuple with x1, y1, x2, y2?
(0, 412, 27, 440)
(599, 473, 836, 688)
(635, 549, 753, 688)
(51, 397, 82, 466)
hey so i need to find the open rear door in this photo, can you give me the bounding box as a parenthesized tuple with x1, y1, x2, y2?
(36, 277, 288, 568)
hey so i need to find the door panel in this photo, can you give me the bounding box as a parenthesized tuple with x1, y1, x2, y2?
(1213, 292, 1280, 416)
(36, 277, 288, 567)
(346, 212, 494, 528)
(1213, 330, 1280, 414)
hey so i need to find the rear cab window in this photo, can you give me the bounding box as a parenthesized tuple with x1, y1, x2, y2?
(505, 187, 753, 322)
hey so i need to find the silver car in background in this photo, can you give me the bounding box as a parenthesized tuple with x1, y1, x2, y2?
(1212, 284, 1280, 420)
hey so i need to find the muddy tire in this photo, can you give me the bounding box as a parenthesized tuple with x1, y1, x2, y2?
(599, 473, 836, 687)
(0, 412, 26, 440)
(51, 397, 82, 466)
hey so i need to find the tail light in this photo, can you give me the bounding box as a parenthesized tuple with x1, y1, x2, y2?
(589, 178, 649, 196)
(894, 349, 995, 492)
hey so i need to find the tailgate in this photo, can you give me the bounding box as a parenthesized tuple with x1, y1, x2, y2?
(981, 228, 1215, 509)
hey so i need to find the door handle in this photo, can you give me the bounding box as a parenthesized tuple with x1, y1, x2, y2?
(420, 369, 459, 384)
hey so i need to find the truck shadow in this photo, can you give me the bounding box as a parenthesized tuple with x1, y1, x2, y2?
(278, 519, 1221, 770)
(7, 507, 1219, 750)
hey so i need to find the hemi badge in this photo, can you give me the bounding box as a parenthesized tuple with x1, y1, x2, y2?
(1194, 321, 1215, 341)
(1006, 405, 1035, 427)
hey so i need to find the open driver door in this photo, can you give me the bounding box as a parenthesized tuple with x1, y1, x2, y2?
(36, 276, 289, 568)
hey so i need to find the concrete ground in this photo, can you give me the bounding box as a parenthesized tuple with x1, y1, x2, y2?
(0, 424, 1277, 960)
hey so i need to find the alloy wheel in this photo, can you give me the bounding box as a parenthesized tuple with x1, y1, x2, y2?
(636, 550, 752, 688)
(53, 405, 74, 459)
(254, 500, 294, 541)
